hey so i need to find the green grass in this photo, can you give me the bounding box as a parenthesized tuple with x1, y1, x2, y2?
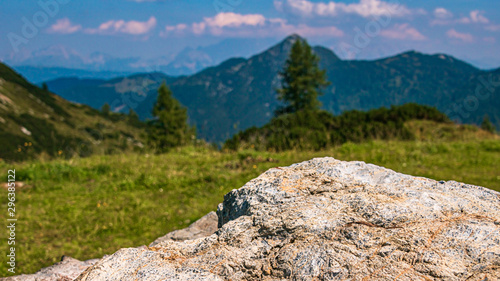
(1, 140, 500, 276)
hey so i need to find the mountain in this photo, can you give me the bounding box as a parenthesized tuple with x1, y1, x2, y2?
(158, 38, 279, 76)
(4, 46, 145, 72)
(3, 45, 157, 81)
(46, 72, 177, 113)
(8, 39, 278, 83)
(11, 66, 133, 84)
(0, 63, 146, 162)
(159, 47, 214, 76)
(45, 35, 500, 143)
(3, 46, 144, 82)
(4, 45, 90, 68)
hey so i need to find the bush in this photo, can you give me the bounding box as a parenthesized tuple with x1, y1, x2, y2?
(225, 103, 450, 151)
(481, 116, 496, 134)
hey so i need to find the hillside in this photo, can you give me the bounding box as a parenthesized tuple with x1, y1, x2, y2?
(45, 72, 177, 112)
(0, 63, 146, 162)
(45, 35, 500, 143)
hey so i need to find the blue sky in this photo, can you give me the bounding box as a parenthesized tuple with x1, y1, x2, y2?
(1, 0, 500, 69)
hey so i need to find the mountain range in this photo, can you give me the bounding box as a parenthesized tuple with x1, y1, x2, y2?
(3, 38, 276, 83)
(43, 35, 500, 143)
(11, 66, 134, 85)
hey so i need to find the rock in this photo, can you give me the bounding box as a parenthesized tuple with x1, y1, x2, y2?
(73, 158, 499, 280)
(2, 213, 218, 281)
(150, 211, 218, 246)
(1, 256, 99, 281)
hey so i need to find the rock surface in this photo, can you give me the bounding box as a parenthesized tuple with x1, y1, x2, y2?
(1, 256, 99, 281)
(2, 213, 218, 281)
(75, 157, 500, 280)
(150, 211, 218, 246)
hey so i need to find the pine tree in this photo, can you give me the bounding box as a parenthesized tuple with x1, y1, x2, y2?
(148, 83, 194, 152)
(128, 108, 140, 126)
(101, 103, 111, 116)
(481, 115, 496, 133)
(276, 39, 330, 116)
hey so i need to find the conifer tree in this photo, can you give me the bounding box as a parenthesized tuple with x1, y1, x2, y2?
(148, 83, 193, 151)
(276, 39, 330, 116)
(128, 108, 140, 126)
(481, 115, 496, 133)
(101, 103, 111, 116)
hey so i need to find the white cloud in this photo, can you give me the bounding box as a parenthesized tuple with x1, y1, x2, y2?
(192, 22, 207, 35)
(380, 24, 426, 41)
(275, 0, 411, 18)
(161, 12, 343, 38)
(433, 8, 452, 19)
(86, 16, 157, 35)
(434, 10, 490, 26)
(458, 10, 490, 24)
(205, 13, 266, 28)
(468, 10, 489, 24)
(165, 13, 266, 36)
(447, 29, 474, 42)
(165, 24, 187, 32)
(188, 13, 264, 36)
(161, 23, 188, 36)
(47, 18, 82, 34)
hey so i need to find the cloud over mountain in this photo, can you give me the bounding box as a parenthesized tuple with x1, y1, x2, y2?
(86, 16, 157, 35)
(380, 24, 426, 41)
(447, 29, 474, 42)
(162, 12, 343, 38)
(432, 9, 490, 26)
(47, 18, 82, 34)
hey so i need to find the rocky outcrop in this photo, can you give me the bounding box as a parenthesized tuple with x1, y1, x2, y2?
(1, 256, 99, 281)
(75, 158, 500, 280)
(1, 213, 218, 281)
(150, 211, 218, 246)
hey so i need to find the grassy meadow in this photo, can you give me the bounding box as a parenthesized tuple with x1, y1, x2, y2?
(1, 139, 500, 275)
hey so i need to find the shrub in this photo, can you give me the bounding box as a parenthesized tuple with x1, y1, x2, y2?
(225, 103, 450, 151)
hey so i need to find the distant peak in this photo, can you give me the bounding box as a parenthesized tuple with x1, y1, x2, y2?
(402, 50, 421, 56)
(283, 34, 305, 45)
(312, 46, 341, 61)
(387, 50, 425, 60)
(286, 33, 303, 40)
